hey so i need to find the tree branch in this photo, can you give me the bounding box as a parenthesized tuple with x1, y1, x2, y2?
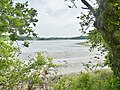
(81, 0, 95, 16)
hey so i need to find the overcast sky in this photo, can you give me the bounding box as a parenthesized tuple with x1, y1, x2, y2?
(16, 0, 88, 37)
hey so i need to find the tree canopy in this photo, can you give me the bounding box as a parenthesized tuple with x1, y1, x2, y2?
(0, 0, 38, 41)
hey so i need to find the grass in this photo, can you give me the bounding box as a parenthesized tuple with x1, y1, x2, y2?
(54, 69, 120, 90)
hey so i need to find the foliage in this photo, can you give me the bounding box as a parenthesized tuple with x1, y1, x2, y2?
(63, 1, 120, 89)
(54, 69, 120, 90)
(0, 39, 55, 90)
(97, 0, 120, 76)
(0, 0, 38, 47)
(0, 0, 57, 90)
(55, 0, 120, 89)
(66, 0, 120, 76)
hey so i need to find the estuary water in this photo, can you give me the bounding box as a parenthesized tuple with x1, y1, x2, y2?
(18, 40, 105, 75)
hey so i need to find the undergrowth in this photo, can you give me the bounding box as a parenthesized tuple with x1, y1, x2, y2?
(54, 69, 120, 90)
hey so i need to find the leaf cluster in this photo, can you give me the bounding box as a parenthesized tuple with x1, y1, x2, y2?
(0, 0, 38, 41)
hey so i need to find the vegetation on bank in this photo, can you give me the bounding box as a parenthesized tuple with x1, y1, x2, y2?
(17, 36, 87, 40)
(54, 69, 120, 90)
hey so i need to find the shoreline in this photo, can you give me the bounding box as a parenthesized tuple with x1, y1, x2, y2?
(76, 42, 91, 46)
(53, 56, 105, 75)
(18, 40, 104, 75)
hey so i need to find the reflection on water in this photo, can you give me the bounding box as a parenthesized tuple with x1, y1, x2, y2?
(17, 40, 104, 75)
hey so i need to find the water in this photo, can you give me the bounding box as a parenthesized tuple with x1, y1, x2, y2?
(17, 40, 104, 75)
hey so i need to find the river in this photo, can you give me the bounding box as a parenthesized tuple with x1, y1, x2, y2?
(17, 40, 105, 75)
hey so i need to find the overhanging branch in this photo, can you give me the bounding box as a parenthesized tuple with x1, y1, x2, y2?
(81, 0, 96, 16)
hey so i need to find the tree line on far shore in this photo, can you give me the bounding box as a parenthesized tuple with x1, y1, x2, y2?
(18, 36, 87, 40)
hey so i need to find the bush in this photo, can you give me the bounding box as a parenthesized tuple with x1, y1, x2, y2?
(54, 69, 120, 90)
(0, 39, 56, 90)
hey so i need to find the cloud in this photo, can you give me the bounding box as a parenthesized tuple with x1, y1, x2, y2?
(16, 0, 84, 37)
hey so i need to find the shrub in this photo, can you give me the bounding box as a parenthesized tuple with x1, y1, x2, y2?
(0, 39, 56, 90)
(54, 69, 120, 90)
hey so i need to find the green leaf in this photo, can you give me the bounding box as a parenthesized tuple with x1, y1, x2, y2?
(0, 22, 4, 26)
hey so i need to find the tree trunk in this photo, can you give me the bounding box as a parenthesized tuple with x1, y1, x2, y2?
(97, 0, 120, 76)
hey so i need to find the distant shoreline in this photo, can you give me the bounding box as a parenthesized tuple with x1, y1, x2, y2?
(18, 36, 87, 41)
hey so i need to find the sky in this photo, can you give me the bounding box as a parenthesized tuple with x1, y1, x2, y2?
(15, 0, 89, 37)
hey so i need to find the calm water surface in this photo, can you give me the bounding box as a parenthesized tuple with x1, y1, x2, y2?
(18, 40, 104, 74)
